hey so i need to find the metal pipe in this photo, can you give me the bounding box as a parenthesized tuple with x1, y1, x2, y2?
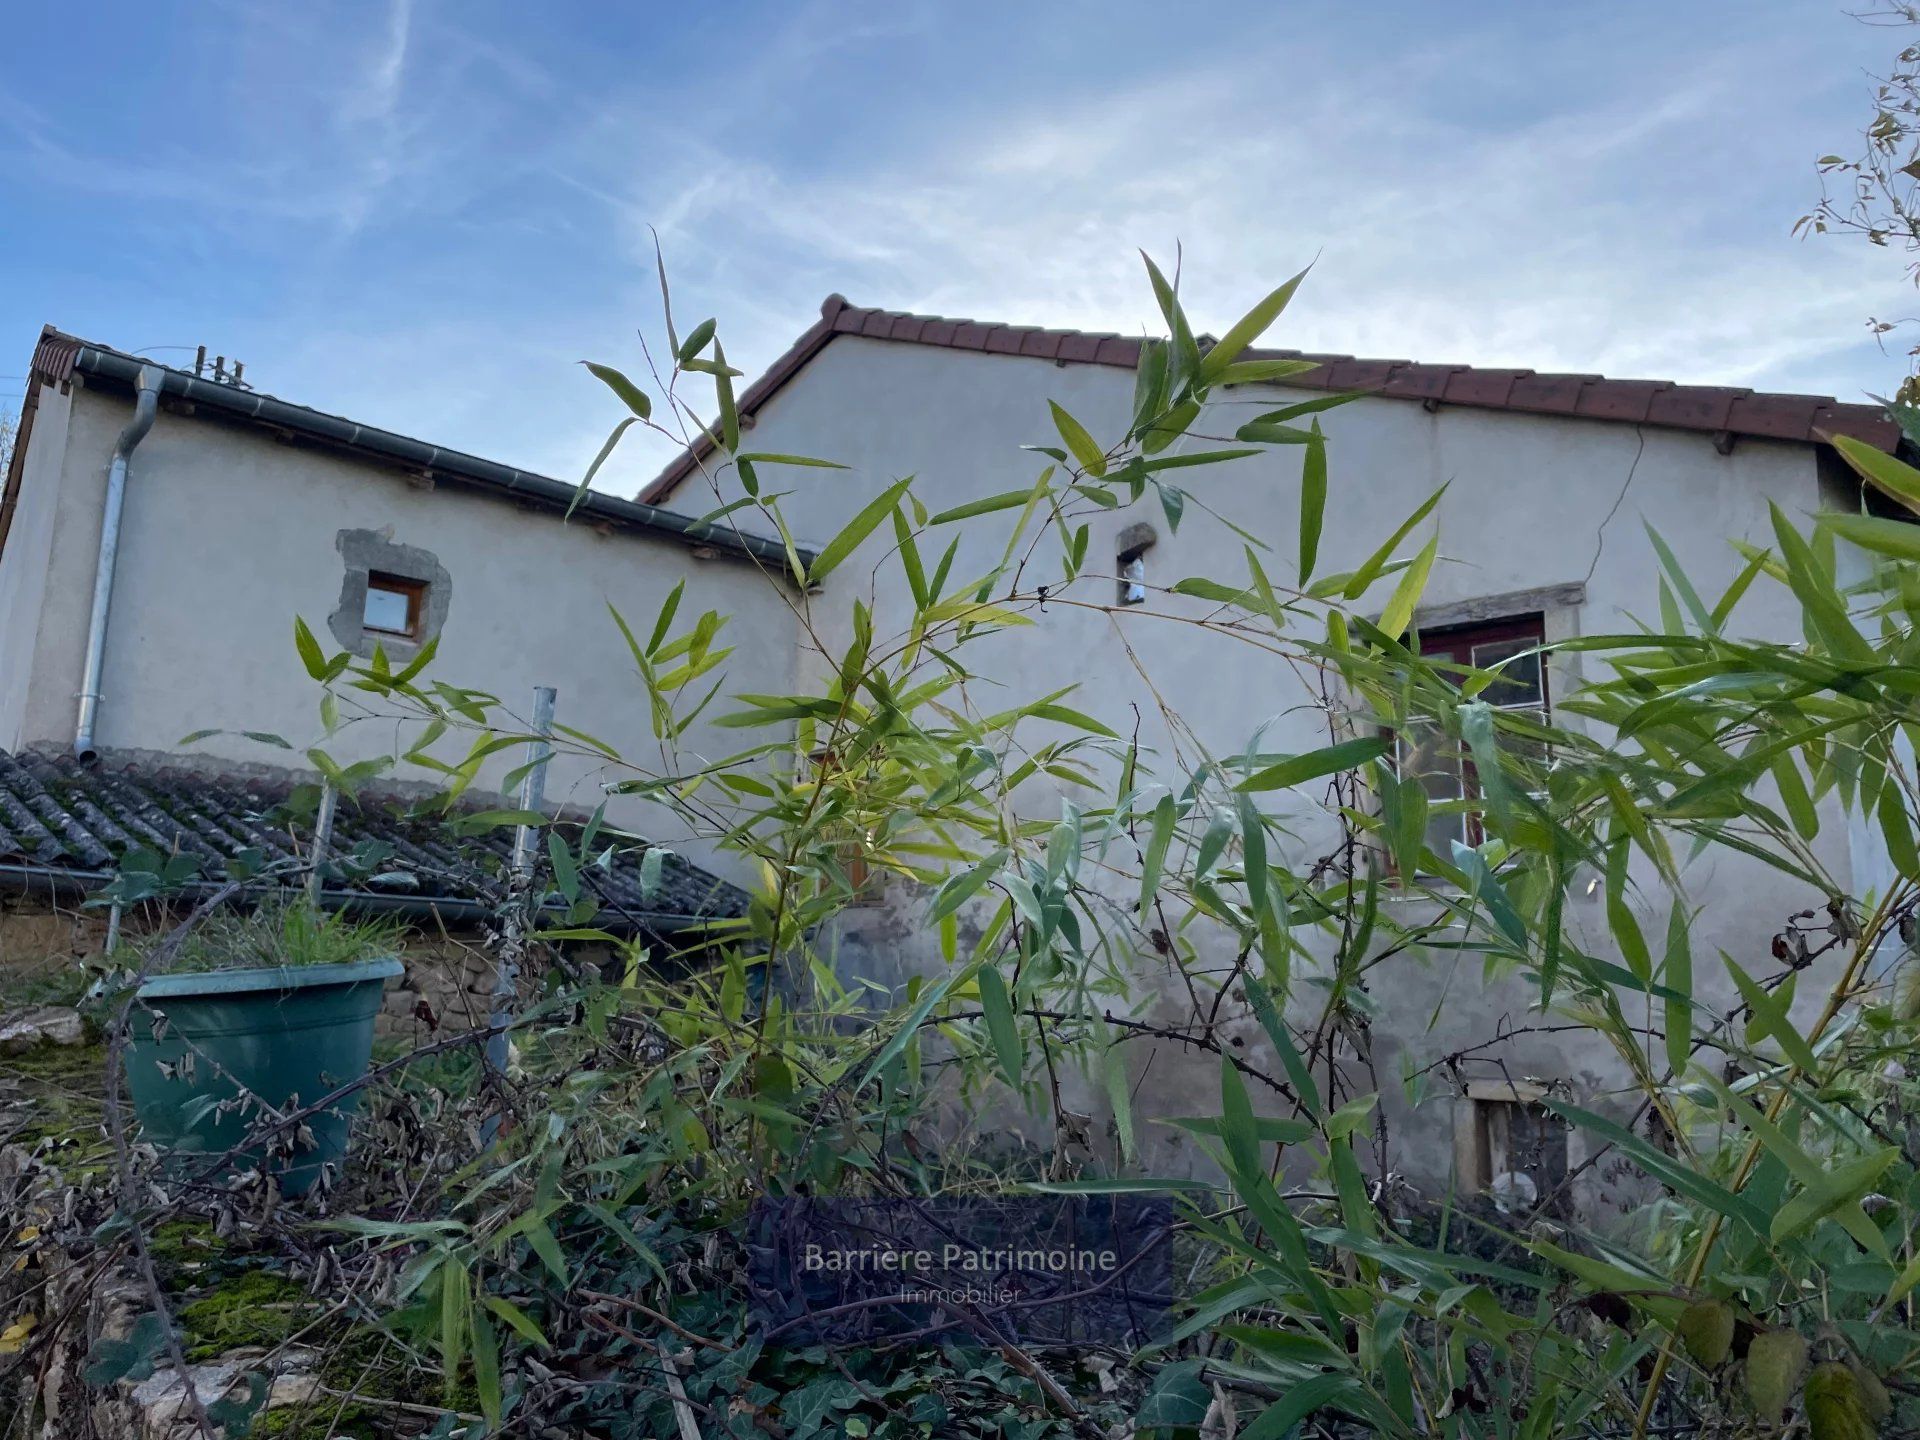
(489, 687, 556, 1087)
(73, 366, 163, 762)
(307, 780, 338, 901)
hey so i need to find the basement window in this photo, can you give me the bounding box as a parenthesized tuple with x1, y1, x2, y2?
(1459, 1080, 1568, 1214)
(363, 572, 428, 641)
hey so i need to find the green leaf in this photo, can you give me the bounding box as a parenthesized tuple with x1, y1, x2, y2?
(1770, 501, 1872, 662)
(1103, 1027, 1137, 1163)
(1237, 736, 1389, 792)
(807, 477, 915, 587)
(582, 361, 652, 420)
(1644, 523, 1714, 632)
(1136, 1361, 1211, 1428)
(977, 965, 1024, 1089)
(294, 617, 329, 680)
(1545, 1100, 1771, 1234)
(1818, 508, 1920, 563)
(1298, 421, 1327, 583)
(1219, 1054, 1262, 1179)
(928, 487, 1041, 525)
(1049, 400, 1107, 477)
(1770, 1149, 1898, 1251)
(574, 417, 637, 514)
(1339, 486, 1446, 599)
(1376, 532, 1439, 640)
(1138, 794, 1176, 922)
(1025, 703, 1120, 738)
(676, 317, 716, 362)
(734, 452, 849, 469)
(470, 1307, 502, 1426)
(1663, 901, 1693, 1079)
(521, 1217, 569, 1284)
(1724, 957, 1820, 1073)
(1245, 975, 1320, 1115)
(483, 1296, 550, 1349)
(713, 340, 739, 451)
(1199, 265, 1309, 381)
(1831, 432, 1920, 515)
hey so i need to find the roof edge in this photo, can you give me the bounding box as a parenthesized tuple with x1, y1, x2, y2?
(637, 298, 1903, 505)
(28, 328, 812, 572)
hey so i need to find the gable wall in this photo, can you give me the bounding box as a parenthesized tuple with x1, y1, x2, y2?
(0, 379, 806, 885)
(692, 334, 1855, 1197)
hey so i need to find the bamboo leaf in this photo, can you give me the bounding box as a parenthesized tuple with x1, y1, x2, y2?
(1831, 432, 1920, 515)
(1049, 400, 1107, 477)
(1199, 265, 1310, 381)
(808, 477, 915, 586)
(1237, 736, 1389, 792)
(582, 362, 652, 420)
(1377, 533, 1439, 641)
(1299, 420, 1327, 583)
(977, 965, 1024, 1089)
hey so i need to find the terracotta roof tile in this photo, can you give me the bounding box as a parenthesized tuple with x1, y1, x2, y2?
(982, 325, 1024, 356)
(1575, 380, 1669, 423)
(636, 297, 1904, 505)
(1381, 364, 1466, 400)
(1507, 374, 1603, 416)
(1647, 386, 1746, 432)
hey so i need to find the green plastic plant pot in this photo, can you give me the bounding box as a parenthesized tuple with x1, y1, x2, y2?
(125, 956, 402, 1196)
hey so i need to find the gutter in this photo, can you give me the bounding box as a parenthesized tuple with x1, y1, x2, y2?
(0, 861, 723, 940)
(68, 346, 811, 573)
(73, 366, 161, 762)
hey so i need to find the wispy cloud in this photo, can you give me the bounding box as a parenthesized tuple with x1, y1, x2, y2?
(0, 0, 1906, 497)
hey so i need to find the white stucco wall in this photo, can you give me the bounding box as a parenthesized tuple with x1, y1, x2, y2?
(0, 384, 74, 751)
(0, 379, 806, 886)
(670, 334, 1863, 1199)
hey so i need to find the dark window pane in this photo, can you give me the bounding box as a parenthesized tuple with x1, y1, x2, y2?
(1470, 636, 1543, 706)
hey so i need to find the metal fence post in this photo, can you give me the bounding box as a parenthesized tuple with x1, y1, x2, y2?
(487, 687, 556, 1093)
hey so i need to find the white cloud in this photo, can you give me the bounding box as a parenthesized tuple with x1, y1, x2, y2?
(580, 22, 1908, 489)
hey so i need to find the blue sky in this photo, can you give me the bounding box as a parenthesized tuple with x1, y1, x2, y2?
(1, 1, 1911, 493)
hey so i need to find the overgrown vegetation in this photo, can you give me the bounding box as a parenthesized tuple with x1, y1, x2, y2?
(141, 901, 408, 975)
(8, 250, 1920, 1440)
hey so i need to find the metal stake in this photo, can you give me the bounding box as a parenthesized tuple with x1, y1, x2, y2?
(487, 687, 556, 1094)
(308, 780, 338, 902)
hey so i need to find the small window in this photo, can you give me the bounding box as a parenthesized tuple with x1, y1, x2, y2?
(1460, 1080, 1567, 1214)
(363, 573, 427, 640)
(1392, 613, 1548, 857)
(1116, 522, 1156, 606)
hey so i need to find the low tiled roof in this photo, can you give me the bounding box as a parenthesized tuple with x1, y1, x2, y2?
(637, 295, 1901, 505)
(0, 750, 748, 932)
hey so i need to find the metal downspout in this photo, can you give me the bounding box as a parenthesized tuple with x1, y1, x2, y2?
(73, 367, 162, 762)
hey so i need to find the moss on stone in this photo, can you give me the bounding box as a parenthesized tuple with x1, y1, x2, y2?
(176, 1268, 311, 1360)
(1, 1040, 107, 1162)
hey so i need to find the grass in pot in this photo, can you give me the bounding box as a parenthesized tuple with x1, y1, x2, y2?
(124, 902, 404, 1195)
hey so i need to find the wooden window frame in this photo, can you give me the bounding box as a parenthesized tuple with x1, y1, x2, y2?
(1458, 1080, 1569, 1215)
(363, 572, 429, 641)
(808, 748, 885, 907)
(1389, 611, 1549, 858)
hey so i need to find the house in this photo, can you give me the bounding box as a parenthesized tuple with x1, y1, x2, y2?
(0, 301, 1901, 1206)
(0, 328, 799, 1023)
(635, 296, 1905, 1207)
